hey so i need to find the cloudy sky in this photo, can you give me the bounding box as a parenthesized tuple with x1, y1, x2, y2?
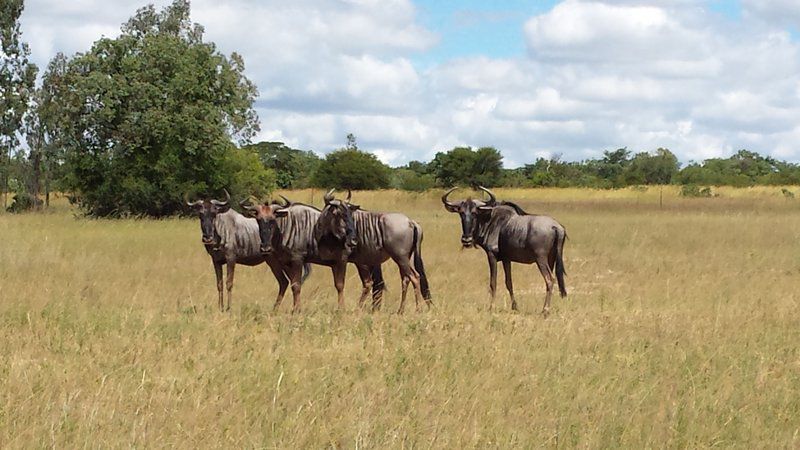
(18, 0, 800, 166)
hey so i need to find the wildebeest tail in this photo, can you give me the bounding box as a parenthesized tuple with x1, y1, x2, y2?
(301, 263, 312, 284)
(412, 223, 432, 300)
(553, 226, 567, 297)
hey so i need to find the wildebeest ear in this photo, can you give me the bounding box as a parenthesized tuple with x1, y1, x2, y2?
(347, 203, 361, 210)
(477, 205, 494, 214)
(274, 208, 289, 217)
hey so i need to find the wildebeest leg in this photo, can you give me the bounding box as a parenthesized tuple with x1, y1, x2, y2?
(287, 263, 304, 314)
(407, 272, 424, 313)
(225, 262, 235, 312)
(398, 274, 410, 314)
(535, 259, 554, 317)
(487, 253, 498, 311)
(371, 265, 384, 312)
(356, 265, 373, 309)
(267, 262, 289, 311)
(395, 259, 423, 314)
(332, 263, 347, 310)
(502, 260, 517, 311)
(214, 263, 224, 311)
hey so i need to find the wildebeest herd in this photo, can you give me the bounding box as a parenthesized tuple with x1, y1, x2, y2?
(186, 187, 567, 315)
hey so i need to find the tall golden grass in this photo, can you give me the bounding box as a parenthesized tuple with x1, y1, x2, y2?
(2, 187, 800, 447)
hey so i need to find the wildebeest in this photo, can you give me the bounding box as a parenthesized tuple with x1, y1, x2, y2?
(441, 186, 567, 315)
(187, 190, 302, 311)
(315, 189, 432, 313)
(241, 195, 381, 313)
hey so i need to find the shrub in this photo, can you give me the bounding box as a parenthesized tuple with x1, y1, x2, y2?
(312, 149, 391, 190)
(680, 184, 714, 198)
(6, 192, 42, 213)
(221, 147, 277, 201)
(429, 146, 504, 187)
(393, 169, 436, 192)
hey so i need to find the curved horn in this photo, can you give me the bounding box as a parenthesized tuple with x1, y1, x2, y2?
(441, 187, 459, 207)
(323, 188, 335, 204)
(345, 189, 352, 202)
(478, 186, 496, 204)
(211, 189, 231, 207)
(239, 199, 256, 211)
(184, 193, 203, 207)
(278, 194, 291, 207)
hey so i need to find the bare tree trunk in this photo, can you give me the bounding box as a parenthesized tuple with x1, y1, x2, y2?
(30, 148, 41, 210)
(43, 149, 51, 208)
(2, 148, 7, 210)
(45, 170, 50, 208)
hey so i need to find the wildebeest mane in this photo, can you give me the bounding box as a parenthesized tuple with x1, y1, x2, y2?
(499, 201, 530, 216)
(285, 201, 321, 212)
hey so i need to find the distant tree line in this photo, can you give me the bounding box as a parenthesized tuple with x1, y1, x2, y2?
(243, 142, 800, 193)
(4, 0, 800, 217)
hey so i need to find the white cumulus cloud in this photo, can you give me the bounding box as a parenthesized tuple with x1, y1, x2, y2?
(18, 0, 800, 165)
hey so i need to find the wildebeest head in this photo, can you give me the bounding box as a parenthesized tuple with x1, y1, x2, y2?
(241, 196, 290, 255)
(316, 188, 359, 249)
(442, 186, 497, 248)
(186, 190, 231, 246)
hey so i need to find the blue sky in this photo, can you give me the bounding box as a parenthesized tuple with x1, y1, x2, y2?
(416, 0, 745, 65)
(19, 0, 800, 165)
(413, 0, 561, 66)
(709, 0, 741, 18)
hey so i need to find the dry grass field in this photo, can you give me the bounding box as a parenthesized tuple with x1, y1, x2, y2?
(2, 186, 800, 448)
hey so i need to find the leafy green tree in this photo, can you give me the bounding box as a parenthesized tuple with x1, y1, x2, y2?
(392, 168, 435, 192)
(1, 0, 38, 208)
(473, 147, 504, 186)
(25, 53, 69, 208)
(674, 150, 790, 187)
(589, 148, 631, 187)
(312, 148, 391, 190)
(244, 141, 320, 188)
(502, 168, 529, 187)
(525, 156, 599, 188)
(730, 149, 776, 181)
(760, 159, 800, 185)
(51, 0, 260, 216)
(624, 148, 679, 185)
(430, 146, 504, 187)
(222, 146, 276, 201)
(406, 160, 430, 176)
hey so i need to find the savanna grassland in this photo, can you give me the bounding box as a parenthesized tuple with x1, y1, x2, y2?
(2, 187, 800, 448)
